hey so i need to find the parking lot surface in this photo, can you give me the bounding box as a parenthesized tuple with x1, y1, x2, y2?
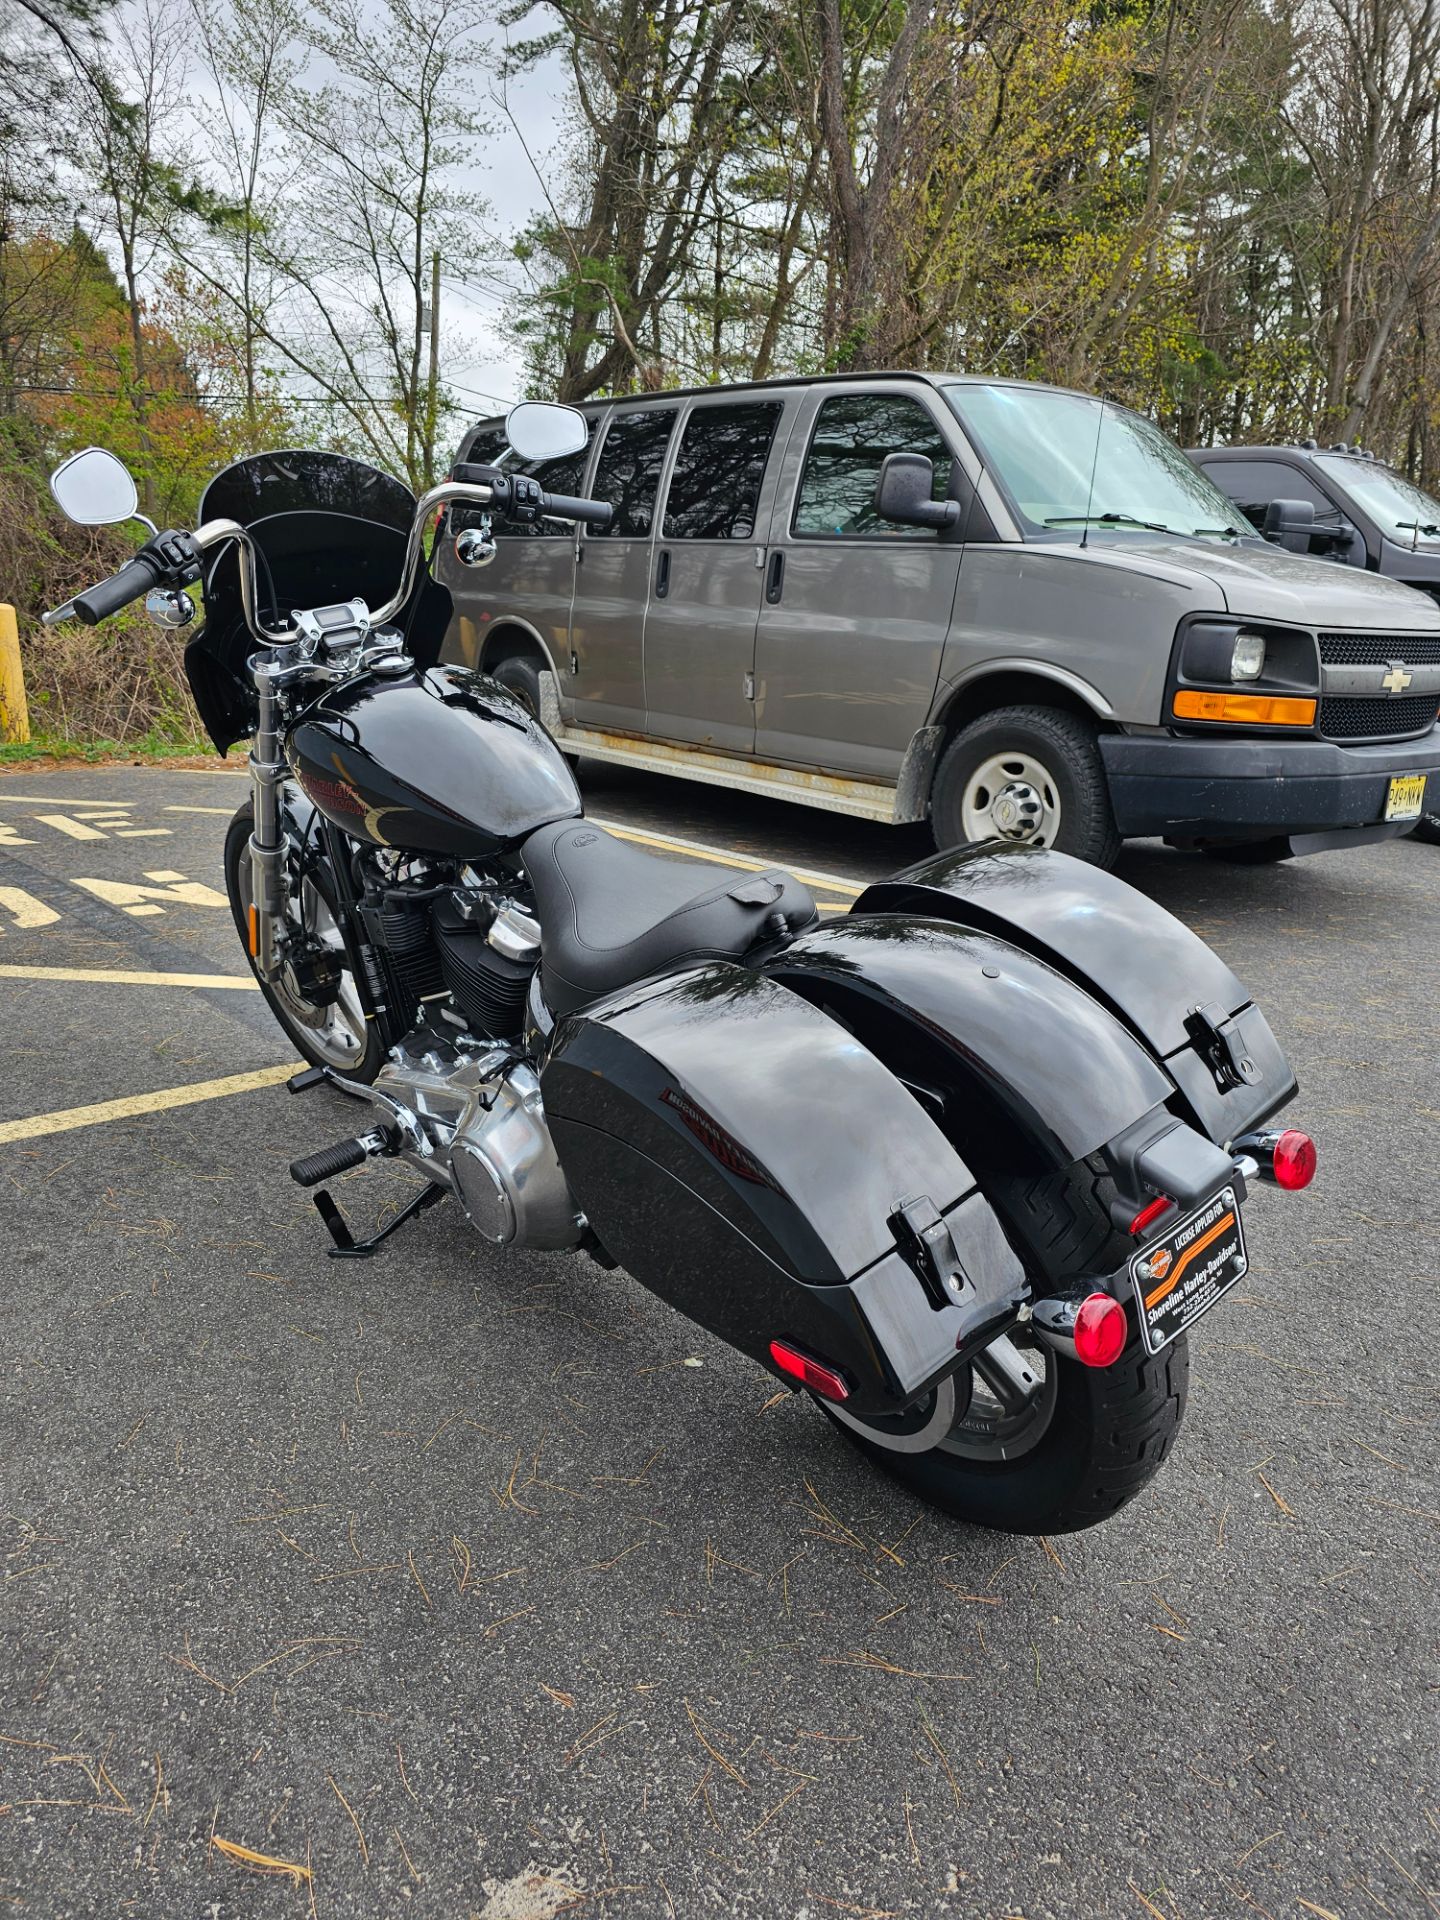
(1, 759, 1436, 1920)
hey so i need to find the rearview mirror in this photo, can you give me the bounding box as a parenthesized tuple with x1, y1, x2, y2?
(873, 452, 960, 532)
(49, 447, 140, 526)
(1262, 497, 1315, 553)
(505, 401, 587, 463)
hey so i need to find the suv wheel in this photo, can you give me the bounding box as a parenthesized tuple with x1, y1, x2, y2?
(931, 705, 1121, 869)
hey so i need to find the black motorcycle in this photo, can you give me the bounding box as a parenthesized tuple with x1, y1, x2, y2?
(45, 406, 1317, 1536)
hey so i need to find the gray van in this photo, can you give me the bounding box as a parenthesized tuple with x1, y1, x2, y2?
(436, 373, 1440, 867)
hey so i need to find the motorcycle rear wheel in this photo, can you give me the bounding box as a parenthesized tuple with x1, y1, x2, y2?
(224, 801, 384, 1081)
(821, 1330, 1188, 1535)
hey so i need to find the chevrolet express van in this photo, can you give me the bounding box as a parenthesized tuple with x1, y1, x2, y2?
(436, 374, 1440, 867)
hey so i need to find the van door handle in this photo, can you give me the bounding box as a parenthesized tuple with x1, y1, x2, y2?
(765, 550, 784, 604)
(655, 548, 671, 598)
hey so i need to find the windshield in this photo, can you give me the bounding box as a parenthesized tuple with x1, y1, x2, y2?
(199, 449, 415, 531)
(1313, 455, 1440, 543)
(945, 385, 1243, 540)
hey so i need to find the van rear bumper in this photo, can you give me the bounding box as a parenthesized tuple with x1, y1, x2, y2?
(1100, 727, 1440, 844)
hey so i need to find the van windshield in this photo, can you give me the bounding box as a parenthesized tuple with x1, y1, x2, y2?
(945, 384, 1244, 540)
(1312, 455, 1440, 543)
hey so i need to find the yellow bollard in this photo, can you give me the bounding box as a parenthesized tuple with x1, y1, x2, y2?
(0, 603, 29, 744)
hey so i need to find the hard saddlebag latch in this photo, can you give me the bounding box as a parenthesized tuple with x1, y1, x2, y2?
(889, 1193, 1028, 1363)
(1186, 1001, 1263, 1094)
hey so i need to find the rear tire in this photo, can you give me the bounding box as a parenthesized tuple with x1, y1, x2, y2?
(224, 801, 384, 1081)
(930, 705, 1122, 869)
(823, 1332, 1188, 1535)
(1412, 812, 1440, 845)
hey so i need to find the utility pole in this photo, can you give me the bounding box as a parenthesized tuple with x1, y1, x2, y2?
(426, 249, 441, 485)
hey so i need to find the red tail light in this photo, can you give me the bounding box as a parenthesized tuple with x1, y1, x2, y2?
(1272, 1128, 1316, 1190)
(1129, 1195, 1172, 1236)
(769, 1339, 850, 1402)
(1073, 1293, 1128, 1368)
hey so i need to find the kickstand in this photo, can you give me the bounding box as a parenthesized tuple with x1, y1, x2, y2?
(312, 1182, 446, 1259)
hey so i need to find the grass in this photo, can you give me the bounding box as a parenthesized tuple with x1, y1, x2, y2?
(0, 728, 224, 768)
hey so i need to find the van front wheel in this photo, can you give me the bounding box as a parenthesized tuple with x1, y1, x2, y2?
(931, 706, 1121, 869)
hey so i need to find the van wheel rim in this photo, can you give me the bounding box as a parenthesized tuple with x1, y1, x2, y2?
(961, 752, 1062, 847)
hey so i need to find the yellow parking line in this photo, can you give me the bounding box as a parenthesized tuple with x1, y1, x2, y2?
(589, 815, 865, 896)
(0, 1063, 297, 1145)
(0, 964, 259, 990)
(163, 805, 237, 815)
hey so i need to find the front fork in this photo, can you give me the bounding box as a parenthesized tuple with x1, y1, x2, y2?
(248, 658, 288, 983)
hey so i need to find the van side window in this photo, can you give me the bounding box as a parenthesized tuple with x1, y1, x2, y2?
(589, 409, 678, 537)
(793, 393, 953, 538)
(1202, 458, 1334, 532)
(454, 421, 594, 537)
(663, 402, 782, 540)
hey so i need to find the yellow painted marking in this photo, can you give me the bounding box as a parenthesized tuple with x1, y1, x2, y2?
(0, 886, 60, 929)
(163, 805, 236, 815)
(0, 964, 258, 990)
(0, 1063, 297, 1145)
(589, 815, 864, 896)
(0, 822, 36, 846)
(115, 828, 172, 838)
(72, 873, 228, 914)
(36, 813, 105, 840)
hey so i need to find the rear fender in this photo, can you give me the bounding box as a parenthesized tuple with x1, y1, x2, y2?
(851, 841, 1297, 1142)
(540, 962, 1028, 1416)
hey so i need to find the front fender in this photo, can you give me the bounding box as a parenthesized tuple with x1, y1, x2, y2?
(851, 841, 1297, 1143)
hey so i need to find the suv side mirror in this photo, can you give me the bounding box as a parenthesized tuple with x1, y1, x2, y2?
(874, 452, 961, 531)
(1262, 497, 1315, 553)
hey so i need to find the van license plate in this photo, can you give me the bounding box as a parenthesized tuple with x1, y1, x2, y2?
(1129, 1186, 1247, 1356)
(1385, 773, 1426, 821)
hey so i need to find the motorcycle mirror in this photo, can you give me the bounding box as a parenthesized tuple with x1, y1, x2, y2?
(49, 446, 141, 526)
(504, 401, 587, 463)
(146, 586, 196, 630)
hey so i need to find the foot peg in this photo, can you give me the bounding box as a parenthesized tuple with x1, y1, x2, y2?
(289, 1127, 393, 1188)
(287, 1066, 328, 1096)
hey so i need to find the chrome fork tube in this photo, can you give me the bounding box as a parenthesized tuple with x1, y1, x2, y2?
(248, 657, 288, 982)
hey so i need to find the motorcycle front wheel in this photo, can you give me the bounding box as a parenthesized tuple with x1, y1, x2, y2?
(821, 1329, 1189, 1536)
(224, 800, 384, 1081)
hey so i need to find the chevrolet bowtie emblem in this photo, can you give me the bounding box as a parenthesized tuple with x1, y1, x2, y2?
(1381, 662, 1414, 692)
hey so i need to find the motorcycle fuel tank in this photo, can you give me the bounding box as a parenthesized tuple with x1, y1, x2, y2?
(286, 665, 581, 857)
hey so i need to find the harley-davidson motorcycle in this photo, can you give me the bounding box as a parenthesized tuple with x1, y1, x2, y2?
(44, 406, 1317, 1535)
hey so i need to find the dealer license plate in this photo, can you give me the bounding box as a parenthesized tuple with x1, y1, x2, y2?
(1384, 772, 1427, 821)
(1129, 1186, 1247, 1356)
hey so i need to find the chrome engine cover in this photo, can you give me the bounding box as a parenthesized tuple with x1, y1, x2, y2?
(372, 1039, 585, 1250)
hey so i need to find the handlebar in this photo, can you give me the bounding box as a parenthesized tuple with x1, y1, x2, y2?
(71, 553, 162, 625)
(542, 490, 612, 528)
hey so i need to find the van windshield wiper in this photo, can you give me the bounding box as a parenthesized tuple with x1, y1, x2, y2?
(1045, 511, 1178, 535)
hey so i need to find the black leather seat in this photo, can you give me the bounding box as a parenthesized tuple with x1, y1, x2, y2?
(522, 820, 818, 1016)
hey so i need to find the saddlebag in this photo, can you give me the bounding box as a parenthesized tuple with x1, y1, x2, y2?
(849, 842, 1297, 1143)
(540, 963, 1028, 1416)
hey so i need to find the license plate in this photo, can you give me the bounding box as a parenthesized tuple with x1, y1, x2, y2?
(1129, 1186, 1247, 1356)
(1385, 772, 1427, 821)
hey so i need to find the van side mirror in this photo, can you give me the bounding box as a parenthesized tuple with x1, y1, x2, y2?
(1262, 497, 1315, 553)
(874, 453, 961, 531)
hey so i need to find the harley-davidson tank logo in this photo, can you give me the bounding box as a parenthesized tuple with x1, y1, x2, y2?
(660, 1086, 777, 1188)
(303, 770, 368, 817)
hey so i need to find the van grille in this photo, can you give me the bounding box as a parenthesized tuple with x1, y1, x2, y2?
(1318, 693, 1439, 739)
(1318, 632, 1440, 666)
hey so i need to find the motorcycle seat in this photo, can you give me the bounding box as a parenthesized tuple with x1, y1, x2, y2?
(521, 819, 818, 1016)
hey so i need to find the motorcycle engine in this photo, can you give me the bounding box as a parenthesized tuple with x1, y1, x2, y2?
(354, 853, 583, 1251)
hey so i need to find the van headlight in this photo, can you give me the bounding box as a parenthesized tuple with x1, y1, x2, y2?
(1231, 630, 1266, 681)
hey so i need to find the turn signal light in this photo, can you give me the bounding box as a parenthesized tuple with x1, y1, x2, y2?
(1173, 689, 1316, 727)
(769, 1339, 850, 1402)
(1073, 1293, 1128, 1368)
(1272, 1128, 1317, 1190)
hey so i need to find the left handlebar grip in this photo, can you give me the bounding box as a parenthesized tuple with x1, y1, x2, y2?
(72, 554, 162, 626)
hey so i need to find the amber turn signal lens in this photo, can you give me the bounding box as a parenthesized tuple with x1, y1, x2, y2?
(248, 902, 259, 957)
(1173, 689, 1316, 726)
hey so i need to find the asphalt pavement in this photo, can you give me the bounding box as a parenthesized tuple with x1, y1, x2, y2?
(0, 758, 1436, 1920)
